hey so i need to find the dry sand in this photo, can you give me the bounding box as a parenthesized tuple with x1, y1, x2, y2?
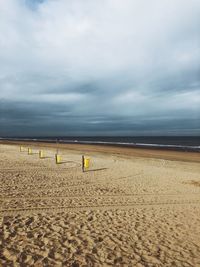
(0, 143, 200, 267)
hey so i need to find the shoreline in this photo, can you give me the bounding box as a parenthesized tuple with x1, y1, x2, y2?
(1, 137, 199, 152)
(1, 140, 200, 163)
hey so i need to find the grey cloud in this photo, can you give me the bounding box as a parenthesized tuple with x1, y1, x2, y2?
(0, 0, 200, 136)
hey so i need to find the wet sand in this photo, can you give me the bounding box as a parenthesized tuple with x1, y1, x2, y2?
(0, 143, 200, 266)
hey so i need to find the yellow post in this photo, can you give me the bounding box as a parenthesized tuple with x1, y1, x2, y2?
(55, 154, 62, 164)
(82, 156, 90, 172)
(84, 157, 90, 169)
(39, 150, 45, 159)
(20, 146, 27, 152)
(28, 148, 32, 155)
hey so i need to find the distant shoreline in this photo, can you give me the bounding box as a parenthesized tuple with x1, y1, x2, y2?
(1, 139, 200, 163)
(0, 137, 199, 152)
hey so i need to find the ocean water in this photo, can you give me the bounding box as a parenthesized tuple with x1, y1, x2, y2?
(1, 136, 200, 152)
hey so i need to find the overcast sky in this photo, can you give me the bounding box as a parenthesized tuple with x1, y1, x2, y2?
(0, 0, 200, 136)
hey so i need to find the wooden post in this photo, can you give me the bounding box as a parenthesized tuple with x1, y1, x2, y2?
(39, 150, 44, 159)
(20, 146, 26, 152)
(56, 138, 59, 155)
(82, 155, 85, 172)
(55, 154, 62, 164)
(28, 148, 32, 155)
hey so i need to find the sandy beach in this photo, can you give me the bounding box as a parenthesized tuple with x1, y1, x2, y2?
(0, 142, 200, 267)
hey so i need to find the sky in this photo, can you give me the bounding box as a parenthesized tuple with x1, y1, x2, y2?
(0, 0, 200, 136)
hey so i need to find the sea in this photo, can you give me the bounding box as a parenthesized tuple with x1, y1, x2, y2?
(1, 136, 200, 152)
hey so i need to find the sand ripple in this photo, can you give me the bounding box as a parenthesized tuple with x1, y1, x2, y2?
(0, 144, 200, 266)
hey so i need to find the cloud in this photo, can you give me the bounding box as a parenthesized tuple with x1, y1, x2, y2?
(0, 0, 200, 136)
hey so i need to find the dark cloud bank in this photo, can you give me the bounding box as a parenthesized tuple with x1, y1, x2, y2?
(0, 0, 200, 136)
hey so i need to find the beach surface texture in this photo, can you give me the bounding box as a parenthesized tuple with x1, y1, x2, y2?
(0, 143, 200, 267)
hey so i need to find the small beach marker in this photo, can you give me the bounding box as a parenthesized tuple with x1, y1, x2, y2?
(20, 146, 25, 152)
(55, 154, 62, 164)
(28, 148, 32, 155)
(39, 150, 45, 159)
(82, 155, 90, 172)
(55, 138, 62, 164)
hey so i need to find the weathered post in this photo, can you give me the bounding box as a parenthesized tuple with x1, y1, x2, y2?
(28, 148, 32, 155)
(82, 155, 85, 172)
(39, 150, 45, 159)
